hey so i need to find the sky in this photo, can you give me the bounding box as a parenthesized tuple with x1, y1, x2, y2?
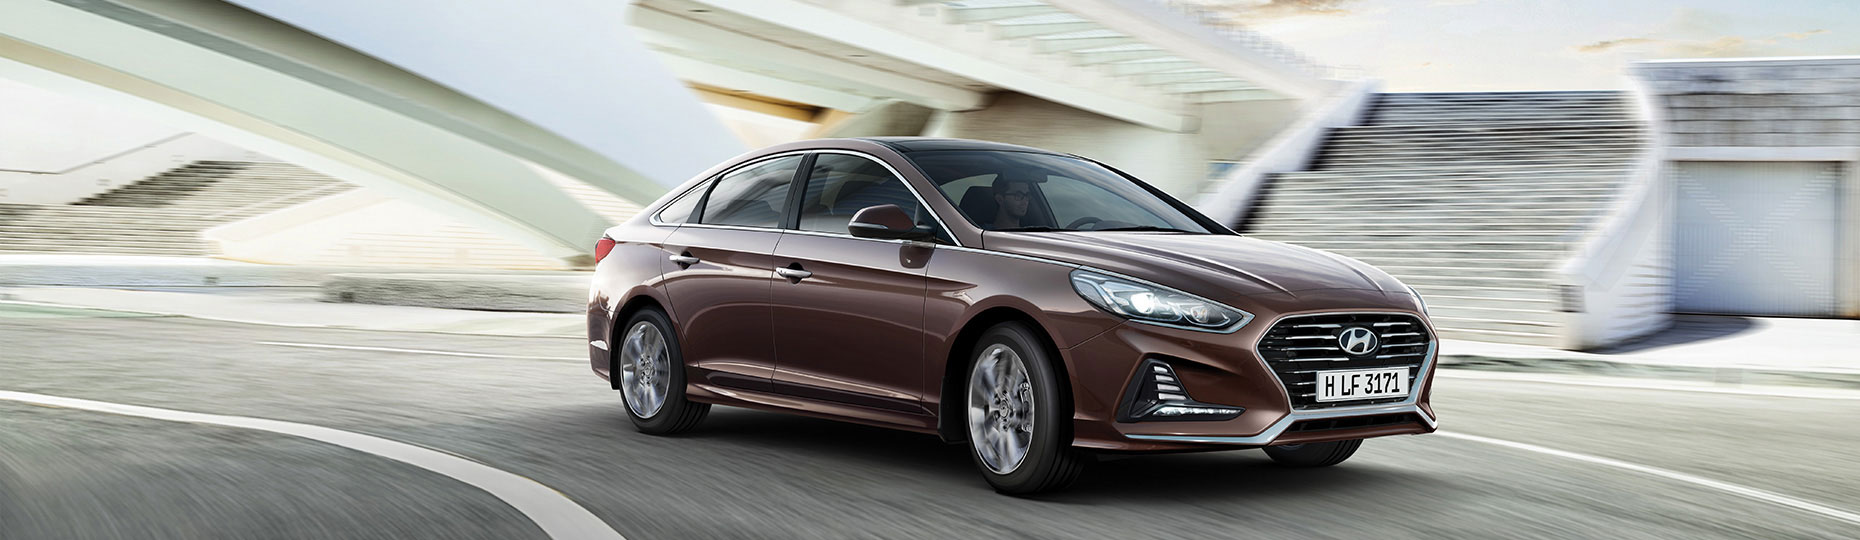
(1194, 0, 1860, 91)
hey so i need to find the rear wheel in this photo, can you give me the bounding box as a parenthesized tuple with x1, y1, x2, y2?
(1263, 439, 1362, 467)
(965, 322, 1086, 494)
(617, 307, 708, 434)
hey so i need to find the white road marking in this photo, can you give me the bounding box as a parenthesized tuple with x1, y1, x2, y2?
(0, 390, 626, 540)
(1439, 430, 1860, 526)
(258, 341, 579, 361)
(1438, 369, 1860, 401)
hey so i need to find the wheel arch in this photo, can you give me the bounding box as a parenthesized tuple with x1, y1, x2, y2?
(608, 292, 670, 390)
(936, 306, 1071, 443)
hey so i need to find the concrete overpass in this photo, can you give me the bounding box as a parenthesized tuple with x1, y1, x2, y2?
(0, 0, 1347, 265)
(636, 0, 1340, 132)
(0, 0, 744, 264)
(633, 0, 1351, 194)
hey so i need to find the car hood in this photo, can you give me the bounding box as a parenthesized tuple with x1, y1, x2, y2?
(981, 232, 1408, 302)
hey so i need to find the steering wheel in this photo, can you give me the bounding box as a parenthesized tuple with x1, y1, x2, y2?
(1064, 216, 1103, 230)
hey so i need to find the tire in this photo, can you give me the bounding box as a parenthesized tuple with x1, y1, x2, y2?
(964, 322, 1087, 494)
(615, 307, 708, 435)
(1263, 439, 1362, 467)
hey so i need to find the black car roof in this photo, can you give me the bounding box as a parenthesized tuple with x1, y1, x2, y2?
(855, 137, 1067, 155)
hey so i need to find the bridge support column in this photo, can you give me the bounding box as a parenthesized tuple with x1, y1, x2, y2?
(810, 100, 938, 139)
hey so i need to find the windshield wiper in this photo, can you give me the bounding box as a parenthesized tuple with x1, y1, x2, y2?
(994, 226, 1059, 232)
(1094, 226, 1199, 233)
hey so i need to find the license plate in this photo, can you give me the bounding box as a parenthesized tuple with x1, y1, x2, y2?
(1315, 367, 1409, 402)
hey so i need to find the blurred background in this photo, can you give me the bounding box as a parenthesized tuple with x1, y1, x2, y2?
(1, 0, 1856, 539)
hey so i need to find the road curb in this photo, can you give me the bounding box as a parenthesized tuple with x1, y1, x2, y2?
(0, 293, 582, 339)
(1439, 353, 1860, 391)
(320, 273, 588, 313)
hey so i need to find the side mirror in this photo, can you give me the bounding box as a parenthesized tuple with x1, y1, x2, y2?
(848, 204, 934, 241)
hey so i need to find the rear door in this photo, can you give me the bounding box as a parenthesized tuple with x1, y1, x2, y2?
(660, 154, 803, 392)
(768, 151, 947, 415)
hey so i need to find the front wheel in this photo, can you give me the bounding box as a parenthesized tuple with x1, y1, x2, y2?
(1263, 439, 1362, 467)
(965, 322, 1086, 494)
(616, 307, 708, 434)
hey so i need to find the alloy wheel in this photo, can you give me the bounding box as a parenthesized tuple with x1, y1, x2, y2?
(967, 344, 1036, 474)
(620, 321, 671, 418)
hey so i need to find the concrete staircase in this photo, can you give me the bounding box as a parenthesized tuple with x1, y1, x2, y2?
(1242, 91, 1643, 346)
(0, 161, 353, 256)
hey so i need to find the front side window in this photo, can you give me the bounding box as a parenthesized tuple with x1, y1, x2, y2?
(795, 153, 942, 239)
(909, 151, 1214, 234)
(699, 155, 801, 228)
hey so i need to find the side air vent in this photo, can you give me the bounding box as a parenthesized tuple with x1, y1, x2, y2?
(1117, 359, 1243, 422)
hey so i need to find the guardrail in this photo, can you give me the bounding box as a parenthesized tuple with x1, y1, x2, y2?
(1552, 76, 1671, 350)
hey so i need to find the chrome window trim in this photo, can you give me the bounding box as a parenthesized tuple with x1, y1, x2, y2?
(778, 227, 938, 247)
(645, 179, 715, 227)
(674, 222, 786, 234)
(651, 150, 813, 229)
(797, 149, 961, 247)
(650, 149, 964, 249)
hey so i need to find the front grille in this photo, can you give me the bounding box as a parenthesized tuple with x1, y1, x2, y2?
(1256, 313, 1432, 410)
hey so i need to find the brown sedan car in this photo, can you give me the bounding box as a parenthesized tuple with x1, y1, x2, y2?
(588, 137, 1437, 494)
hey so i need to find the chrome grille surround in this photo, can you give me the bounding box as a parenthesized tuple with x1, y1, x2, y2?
(1255, 312, 1435, 410)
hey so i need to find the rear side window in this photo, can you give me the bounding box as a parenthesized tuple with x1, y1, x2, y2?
(653, 182, 706, 225)
(699, 155, 802, 228)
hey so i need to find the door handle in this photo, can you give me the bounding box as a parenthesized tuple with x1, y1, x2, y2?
(775, 266, 812, 281)
(669, 253, 700, 267)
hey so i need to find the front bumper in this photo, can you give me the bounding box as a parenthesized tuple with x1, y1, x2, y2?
(1061, 293, 1438, 452)
(1119, 402, 1437, 447)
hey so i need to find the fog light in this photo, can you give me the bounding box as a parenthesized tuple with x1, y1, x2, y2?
(1117, 359, 1244, 422)
(1153, 405, 1244, 417)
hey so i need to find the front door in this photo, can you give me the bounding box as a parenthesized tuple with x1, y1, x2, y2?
(770, 152, 946, 414)
(660, 154, 801, 392)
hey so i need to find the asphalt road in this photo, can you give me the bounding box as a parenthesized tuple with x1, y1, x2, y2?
(2, 303, 1856, 539)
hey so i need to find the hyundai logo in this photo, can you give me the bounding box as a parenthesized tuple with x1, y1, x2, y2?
(1338, 327, 1379, 356)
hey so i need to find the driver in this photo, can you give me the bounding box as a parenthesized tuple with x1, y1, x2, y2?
(989, 176, 1034, 230)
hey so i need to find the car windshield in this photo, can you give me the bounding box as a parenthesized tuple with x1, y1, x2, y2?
(907, 150, 1214, 234)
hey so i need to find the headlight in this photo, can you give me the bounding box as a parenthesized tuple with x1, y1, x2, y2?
(1069, 270, 1251, 332)
(1408, 285, 1428, 316)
